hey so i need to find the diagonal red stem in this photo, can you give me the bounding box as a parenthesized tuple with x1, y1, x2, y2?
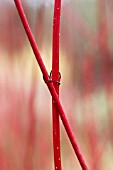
(52, 0, 62, 169)
(13, 1, 88, 169)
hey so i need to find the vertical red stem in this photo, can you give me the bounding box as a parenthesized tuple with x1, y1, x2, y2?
(52, 0, 62, 170)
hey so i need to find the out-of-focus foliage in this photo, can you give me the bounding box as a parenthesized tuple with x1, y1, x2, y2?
(0, 0, 113, 169)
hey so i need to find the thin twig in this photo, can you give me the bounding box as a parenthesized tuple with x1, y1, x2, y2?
(52, 0, 62, 169)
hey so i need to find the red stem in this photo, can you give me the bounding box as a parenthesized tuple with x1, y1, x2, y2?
(14, 1, 88, 169)
(52, 0, 62, 170)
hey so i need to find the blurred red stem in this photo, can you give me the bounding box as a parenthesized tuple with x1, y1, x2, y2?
(97, 0, 112, 91)
(14, 1, 88, 169)
(52, 0, 62, 169)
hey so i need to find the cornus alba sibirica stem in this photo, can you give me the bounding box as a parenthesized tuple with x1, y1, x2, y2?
(14, 0, 88, 169)
(52, 0, 62, 169)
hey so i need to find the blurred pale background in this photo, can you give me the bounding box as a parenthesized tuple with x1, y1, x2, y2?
(0, 0, 113, 169)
